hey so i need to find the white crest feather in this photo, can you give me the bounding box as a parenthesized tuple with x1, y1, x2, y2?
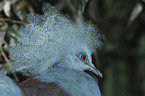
(10, 3, 102, 76)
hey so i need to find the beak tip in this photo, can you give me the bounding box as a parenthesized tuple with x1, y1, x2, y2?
(96, 71, 103, 78)
(99, 73, 103, 78)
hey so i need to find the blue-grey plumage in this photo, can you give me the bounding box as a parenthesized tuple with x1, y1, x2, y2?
(35, 68, 101, 96)
(0, 72, 24, 96)
(10, 3, 102, 76)
(9, 2, 102, 96)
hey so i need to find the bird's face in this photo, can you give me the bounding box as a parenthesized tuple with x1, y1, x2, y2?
(59, 49, 102, 77)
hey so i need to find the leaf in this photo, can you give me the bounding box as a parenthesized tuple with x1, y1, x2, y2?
(4, 1, 11, 17)
(0, 1, 5, 11)
(12, 1, 28, 21)
(12, 2, 23, 20)
(128, 2, 143, 26)
(0, 23, 7, 46)
(0, 32, 5, 46)
(8, 24, 18, 47)
(0, 64, 9, 74)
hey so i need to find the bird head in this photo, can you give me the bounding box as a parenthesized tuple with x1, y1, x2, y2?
(10, 3, 102, 77)
(55, 49, 102, 77)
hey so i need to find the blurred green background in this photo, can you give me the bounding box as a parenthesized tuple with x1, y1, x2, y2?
(0, 0, 145, 96)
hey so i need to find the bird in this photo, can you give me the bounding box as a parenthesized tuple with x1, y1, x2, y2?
(0, 3, 102, 96)
(0, 72, 25, 96)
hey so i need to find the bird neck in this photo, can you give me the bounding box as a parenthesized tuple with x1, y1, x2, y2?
(35, 68, 101, 96)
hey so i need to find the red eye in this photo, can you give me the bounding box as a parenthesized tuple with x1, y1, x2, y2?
(81, 55, 86, 60)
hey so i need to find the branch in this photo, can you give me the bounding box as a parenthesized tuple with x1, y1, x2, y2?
(0, 18, 26, 24)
